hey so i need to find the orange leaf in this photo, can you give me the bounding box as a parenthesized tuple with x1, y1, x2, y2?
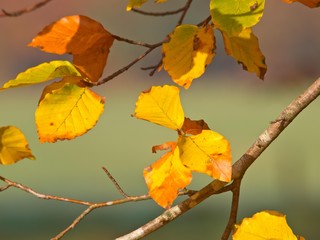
(29, 15, 114, 82)
(282, 0, 320, 7)
(144, 144, 192, 208)
(182, 117, 210, 135)
(0, 126, 35, 165)
(178, 130, 232, 182)
(233, 210, 303, 240)
(152, 141, 176, 153)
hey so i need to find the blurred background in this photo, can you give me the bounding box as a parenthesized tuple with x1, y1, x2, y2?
(0, 0, 319, 239)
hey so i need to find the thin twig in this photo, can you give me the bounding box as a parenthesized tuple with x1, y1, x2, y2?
(197, 15, 212, 27)
(112, 35, 159, 48)
(0, 0, 52, 17)
(102, 166, 130, 198)
(221, 179, 241, 240)
(131, 7, 185, 16)
(116, 78, 320, 239)
(177, 0, 193, 26)
(97, 44, 161, 85)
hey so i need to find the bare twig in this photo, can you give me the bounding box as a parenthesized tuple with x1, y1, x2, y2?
(131, 7, 185, 16)
(102, 166, 130, 198)
(112, 35, 160, 48)
(221, 179, 241, 240)
(0, 0, 52, 18)
(116, 78, 320, 239)
(177, 0, 193, 26)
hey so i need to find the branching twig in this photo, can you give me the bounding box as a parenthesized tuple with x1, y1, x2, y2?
(116, 77, 320, 239)
(177, 0, 193, 26)
(131, 7, 185, 16)
(0, 0, 52, 18)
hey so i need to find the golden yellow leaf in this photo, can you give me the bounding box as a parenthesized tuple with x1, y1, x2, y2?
(29, 15, 114, 82)
(222, 28, 267, 79)
(162, 24, 215, 89)
(36, 78, 105, 143)
(126, 0, 148, 10)
(283, 0, 320, 7)
(233, 210, 303, 240)
(0, 126, 35, 165)
(133, 85, 184, 130)
(144, 143, 192, 208)
(178, 130, 232, 182)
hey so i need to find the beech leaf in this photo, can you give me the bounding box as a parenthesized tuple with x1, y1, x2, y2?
(36, 78, 105, 143)
(233, 210, 303, 240)
(144, 144, 192, 208)
(133, 85, 184, 130)
(283, 0, 320, 7)
(178, 130, 232, 182)
(0, 126, 35, 165)
(126, 0, 148, 10)
(182, 117, 210, 135)
(1, 61, 81, 90)
(162, 24, 215, 89)
(222, 28, 267, 79)
(210, 0, 265, 36)
(29, 15, 114, 82)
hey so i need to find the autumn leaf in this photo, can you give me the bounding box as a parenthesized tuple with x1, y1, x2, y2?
(152, 141, 176, 153)
(178, 130, 232, 182)
(126, 0, 148, 10)
(210, 0, 265, 36)
(182, 117, 210, 135)
(233, 210, 304, 240)
(0, 126, 35, 165)
(144, 143, 192, 208)
(133, 85, 184, 130)
(283, 0, 320, 7)
(162, 24, 215, 89)
(1, 61, 81, 90)
(36, 78, 105, 143)
(29, 15, 114, 82)
(221, 28, 267, 79)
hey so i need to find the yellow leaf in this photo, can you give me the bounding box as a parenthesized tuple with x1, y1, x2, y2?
(144, 143, 192, 208)
(133, 85, 184, 130)
(1, 61, 81, 90)
(162, 25, 215, 89)
(178, 130, 232, 182)
(36, 78, 105, 143)
(210, 0, 265, 36)
(282, 0, 320, 7)
(233, 210, 303, 240)
(222, 28, 267, 79)
(0, 126, 35, 165)
(29, 15, 114, 82)
(126, 0, 148, 10)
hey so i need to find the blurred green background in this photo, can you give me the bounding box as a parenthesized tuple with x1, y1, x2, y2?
(0, 1, 319, 239)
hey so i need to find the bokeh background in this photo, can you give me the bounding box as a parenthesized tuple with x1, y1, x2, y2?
(0, 1, 319, 239)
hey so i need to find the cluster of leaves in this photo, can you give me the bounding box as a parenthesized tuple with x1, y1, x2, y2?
(1, 0, 318, 239)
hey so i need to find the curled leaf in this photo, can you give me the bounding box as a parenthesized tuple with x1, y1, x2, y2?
(162, 24, 215, 89)
(182, 117, 210, 135)
(282, 0, 320, 7)
(0, 126, 35, 165)
(222, 28, 267, 79)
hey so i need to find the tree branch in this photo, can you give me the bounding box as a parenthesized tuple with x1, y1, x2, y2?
(0, 0, 52, 18)
(116, 77, 320, 239)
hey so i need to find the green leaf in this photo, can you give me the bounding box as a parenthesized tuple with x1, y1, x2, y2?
(0, 126, 35, 165)
(210, 0, 265, 36)
(1, 60, 82, 90)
